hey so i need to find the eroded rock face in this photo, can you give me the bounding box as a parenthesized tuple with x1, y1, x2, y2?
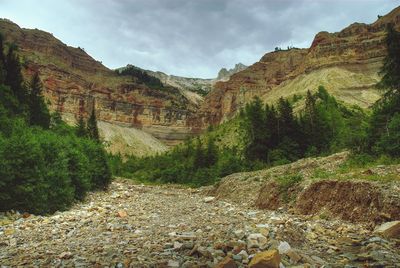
(0, 19, 200, 147)
(197, 7, 400, 126)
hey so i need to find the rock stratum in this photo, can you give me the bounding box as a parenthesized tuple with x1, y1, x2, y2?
(0, 18, 200, 150)
(1, 6, 400, 153)
(197, 7, 400, 125)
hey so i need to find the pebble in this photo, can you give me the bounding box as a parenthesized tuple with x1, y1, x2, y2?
(0, 179, 399, 267)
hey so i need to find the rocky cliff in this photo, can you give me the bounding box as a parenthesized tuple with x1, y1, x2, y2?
(216, 63, 248, 81)
(0, 18, 200, 148)
(198, 7, 400, 125)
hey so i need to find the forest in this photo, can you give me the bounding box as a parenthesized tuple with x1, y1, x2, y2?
(0, 34, 111, 215)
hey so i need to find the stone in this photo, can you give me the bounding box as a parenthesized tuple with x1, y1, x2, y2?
(247, 233, 268, 249)
(374, 221, 400, 239)
(167, 260, 180, 267)
(234, 229, 245, 239)
(173, 241, 183, 250)
(286, 249, 301, 264)
(117, 210, 128, 218)
(278, 241, 291, 254)
(215, 257, 238, 268)
(204, 196, 216, 203)
(59, 252, 73, 259)
(249, 249, 281, 268)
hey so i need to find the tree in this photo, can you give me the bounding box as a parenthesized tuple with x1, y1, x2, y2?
(366, 24, 400, 154)
(205, 137, 218, 167)
(28, 72, 50, 128)
(5, 45, 28, 109)
(378, 23, 400, 96)
(76, 114, 88, 137)
(0, 33, 6, 84)
(87, 103, 100, 141)
(244, 96, 268, 161)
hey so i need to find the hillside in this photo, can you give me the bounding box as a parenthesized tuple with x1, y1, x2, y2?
(0, 19, 198, 149)
(196, 7, 400, 126)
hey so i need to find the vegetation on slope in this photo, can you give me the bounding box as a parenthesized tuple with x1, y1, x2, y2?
(110, 23, 400, 187)
(0, 33, 111, 215)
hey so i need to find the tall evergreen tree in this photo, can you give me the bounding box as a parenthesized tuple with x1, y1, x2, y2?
(5, 45, 28, 108)
(28, 72, 50, 128)
(0, 33, 6, 84)
(205, 137, 218, 167)
(367, 24, 400, 155)
(76, 114, 88, 137)
(378, 23, 400, 96)
(87, 103, 100, 141)
(244, 96, 267, 161)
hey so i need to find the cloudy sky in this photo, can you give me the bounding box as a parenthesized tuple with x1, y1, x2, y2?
(0, 0, 399, 78)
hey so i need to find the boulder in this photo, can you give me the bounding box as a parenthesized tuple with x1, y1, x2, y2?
(249, 249, 281, 268)
(247, 233, 268, 249)
(374, 221, 400, 239)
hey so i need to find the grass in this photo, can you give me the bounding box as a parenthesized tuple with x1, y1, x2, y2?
(276, 174, 303, 202)
(310, 154, 400, 183)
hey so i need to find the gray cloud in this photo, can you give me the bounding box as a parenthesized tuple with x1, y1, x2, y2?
(0, 0, 399, 78)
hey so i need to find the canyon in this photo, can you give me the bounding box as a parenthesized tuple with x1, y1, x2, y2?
(1, 6, 400, 154)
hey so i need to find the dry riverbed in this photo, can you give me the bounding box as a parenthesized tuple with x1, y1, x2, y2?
(1, 179, 399, 267)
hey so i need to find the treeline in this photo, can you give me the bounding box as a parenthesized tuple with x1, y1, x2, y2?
(0, 34, 111, 214)
(109, 138, 244, 187)
(242, 87, 366, 165)
(110, 24, 400, 186)
(116, 65, 167, 91)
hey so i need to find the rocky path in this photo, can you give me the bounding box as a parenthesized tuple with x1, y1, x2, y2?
(1, 179, 399, 267)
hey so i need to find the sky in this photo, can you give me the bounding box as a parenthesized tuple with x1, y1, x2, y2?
(0, 0, 399, 78)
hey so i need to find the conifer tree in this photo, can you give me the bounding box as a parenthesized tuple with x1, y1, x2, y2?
(0, 33, 6, 84)
(87, 103, 100, 141)
(378, 23, 400, 96)
(28, 72, 50, 128)
(5, 45, 28, 108)
(76, 114, 88, 137)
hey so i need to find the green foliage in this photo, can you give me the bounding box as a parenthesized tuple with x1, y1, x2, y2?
(0, 32, 111, 214)
(365, 24, 400, 157)
(276, 174, 303, 202)
(28, 72, 50, 128)
(87, 104, 100, 141)
(76, 113, 88, 137)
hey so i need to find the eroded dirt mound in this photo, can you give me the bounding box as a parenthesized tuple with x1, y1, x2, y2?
(295, 180, 399, 223)
(211, 152, 400, 223)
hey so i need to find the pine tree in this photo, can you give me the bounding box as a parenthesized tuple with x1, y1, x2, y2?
(28, 72, 50, 128)
(87, 103, 100, 141)
(244, 96, 268, 161)
(378, 23, 400, 96)
(193, 138, 205, 168)
(5, 45, 28, 108)
(205, 137, 218, 167)
(0, 33, 6, 84)
(76, 114, 88, 137)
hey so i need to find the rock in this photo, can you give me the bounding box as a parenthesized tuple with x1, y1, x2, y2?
(277, 241, 291, 254)
(286, 249, 301, 264)
(173, 241, 183, 250)
(204, 196, 216, 203)
(59, 251, 73, 259)
(374, 221, 400, 239)
(167, 260, 180, 267)
(247, 233, 268, 249)
(234, 229, 245, 239)
(215, 257, 238, 268)
(249, 249, 281, 268)
(117, 210, 128, 218)
(238, 250, 249, 261)
(22, 212, 31, 218)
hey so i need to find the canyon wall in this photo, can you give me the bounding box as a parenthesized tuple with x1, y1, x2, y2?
(197, 7, 400, 126)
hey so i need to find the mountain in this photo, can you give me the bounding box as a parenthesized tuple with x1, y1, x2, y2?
(0, 18, 198, 150)
(196, 7, 400, 125)
(1, 6, 400, 154)
(216, 63, 248, 81)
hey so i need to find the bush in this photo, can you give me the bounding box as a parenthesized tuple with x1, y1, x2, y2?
(0, 119, 111, 214)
